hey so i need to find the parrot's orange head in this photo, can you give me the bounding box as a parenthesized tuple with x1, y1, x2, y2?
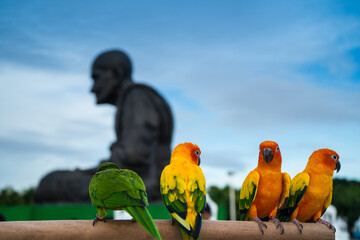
(171, 142, 201, 166)
(308, 148, 340, 174)
(258, 141, 282, 168)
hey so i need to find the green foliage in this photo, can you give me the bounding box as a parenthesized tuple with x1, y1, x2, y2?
(332, 178, 360, 234)
(208, 185, 229, 220)
(0, 187, 35, 206)
(208, 185, 240, 220)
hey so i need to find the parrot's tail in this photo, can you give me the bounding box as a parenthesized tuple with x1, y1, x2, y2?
(276, 205, 296, 222)
(276, 208, 289, 222)
(179, 228, 196, 240)
(125, 206, 162, 240)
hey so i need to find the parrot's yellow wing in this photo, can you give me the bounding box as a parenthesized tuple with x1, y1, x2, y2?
(278, 172, 291, 209)
(160, 165, 206, 238)
(239, 170, 260, 220)
(321, 185, 333, 216)
(278, 172, 309, 222)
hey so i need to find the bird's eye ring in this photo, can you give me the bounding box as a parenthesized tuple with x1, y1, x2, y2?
(276, 146, 279, 152)
(195, 150, 200, 156)
(331, 154, 337, 161)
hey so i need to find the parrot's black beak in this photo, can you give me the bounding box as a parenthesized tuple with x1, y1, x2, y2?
(335, 161, 341, 173)
(263, 148, 273, 163)
(198, 157, 201, 166)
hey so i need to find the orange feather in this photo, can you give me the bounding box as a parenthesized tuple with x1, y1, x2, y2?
(251, 141, 283, 218)
(291, 149, 340, 222)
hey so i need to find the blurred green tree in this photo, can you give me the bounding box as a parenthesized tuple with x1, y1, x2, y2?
(332, 178, 360, 237)
(208, 185, 240, 220)
(0, 187, 35, 205)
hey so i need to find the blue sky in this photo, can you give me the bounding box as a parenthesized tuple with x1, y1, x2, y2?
(0, 0, 359, 190)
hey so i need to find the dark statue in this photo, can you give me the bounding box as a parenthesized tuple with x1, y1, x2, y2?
(34, 50, 173, 203)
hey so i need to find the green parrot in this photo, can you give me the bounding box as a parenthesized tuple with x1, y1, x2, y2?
(89, 162, 162, 240)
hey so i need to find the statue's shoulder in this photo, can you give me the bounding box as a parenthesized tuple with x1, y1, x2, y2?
(126, 83, 157, 95)
(124, 83, 167, 103)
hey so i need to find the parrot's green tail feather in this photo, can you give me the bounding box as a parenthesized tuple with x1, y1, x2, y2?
(125, 206, 162, 240)
(179, 228, 196, 240)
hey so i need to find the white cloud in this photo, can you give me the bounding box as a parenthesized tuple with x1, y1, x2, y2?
(0, 63, 115, 190)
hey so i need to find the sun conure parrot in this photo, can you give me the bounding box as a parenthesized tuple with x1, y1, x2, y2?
(277, 148, 341, 233)
(89, 162, 162, 240)
(239, 141, 290, 235)
(160, 142, 206, 240)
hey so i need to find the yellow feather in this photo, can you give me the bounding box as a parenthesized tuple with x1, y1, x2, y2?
(171, 212, 191, 231)
(160, 142, 206, 239)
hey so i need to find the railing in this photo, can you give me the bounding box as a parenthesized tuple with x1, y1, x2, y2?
(0, 204, 227, 221)
(0, 220, 334, 239)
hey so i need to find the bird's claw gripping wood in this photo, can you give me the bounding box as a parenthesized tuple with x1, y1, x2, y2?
(131, 218, 136, 223)
(270, 217, 284, 234)
(92, 214, 106, 226)
(252, 217, 267, 235)
(291, 218, 304, 234)
(317, 219, 336, 233)
(170, 218, 175, 226)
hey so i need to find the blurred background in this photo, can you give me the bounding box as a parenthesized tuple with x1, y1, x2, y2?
(0, 0, 359, 239)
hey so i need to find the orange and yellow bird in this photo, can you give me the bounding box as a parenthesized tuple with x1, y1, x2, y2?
(160, 142, 206, 240)
(277, 148, 341, 233)
(239, 141, 290, 234)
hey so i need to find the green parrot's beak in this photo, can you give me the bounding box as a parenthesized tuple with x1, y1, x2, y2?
(263, 148, 273, 163)
(335, 161, 341, 173)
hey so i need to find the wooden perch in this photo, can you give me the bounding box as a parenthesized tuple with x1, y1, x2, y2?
(0, 220, 334, 240)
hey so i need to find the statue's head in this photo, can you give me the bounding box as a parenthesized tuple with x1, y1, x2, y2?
(91, 50, 133, 105)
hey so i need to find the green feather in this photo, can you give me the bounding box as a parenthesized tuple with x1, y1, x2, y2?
(89, 162, 161, 239)
(125, 206, 162, 240)
(161, 175, 205, 240)
(239, 182, 257, 220)
(277, 172, 309, 222)
(179, 228, 195, 240)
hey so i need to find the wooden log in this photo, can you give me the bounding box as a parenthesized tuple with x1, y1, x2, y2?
(0, 220, 334, 240)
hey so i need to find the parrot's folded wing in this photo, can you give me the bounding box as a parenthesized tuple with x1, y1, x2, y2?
(239, 170, 260, 220)
(278, 172, 291, 209)
(119, 169, 147, 192)
(321, 185, 333, 216)
(278, 172, 309, 221)
(189, 170, 206, 240)
(89, 169, 146, 209)
(102, 191, 146, 209)
(160, 168, 190, 231)
(160, 167, 206, 239)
